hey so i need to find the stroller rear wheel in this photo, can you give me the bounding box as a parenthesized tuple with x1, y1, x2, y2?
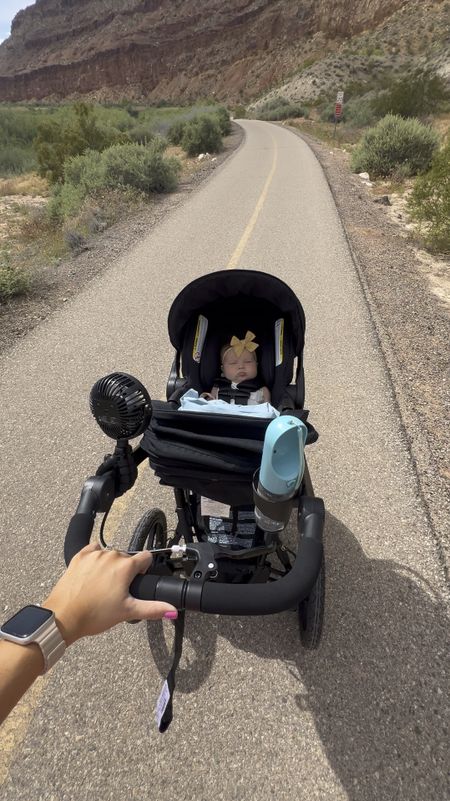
(297, 556, 325, 649)
(128, 508, 167, 552)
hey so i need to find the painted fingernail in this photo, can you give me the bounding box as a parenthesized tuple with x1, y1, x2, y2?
(163, 611, 178, 620)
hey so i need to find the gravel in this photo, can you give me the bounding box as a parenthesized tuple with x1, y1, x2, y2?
(290, 127, 449, 577)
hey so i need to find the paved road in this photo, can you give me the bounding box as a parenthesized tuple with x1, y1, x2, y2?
(0, 120, 448, 801)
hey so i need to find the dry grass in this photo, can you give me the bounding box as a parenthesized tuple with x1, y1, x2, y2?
(286, 118, 361, 149)
(0, 173, 49, 198)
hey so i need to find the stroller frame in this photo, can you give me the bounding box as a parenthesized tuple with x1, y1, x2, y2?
(65, 270, 325, 644)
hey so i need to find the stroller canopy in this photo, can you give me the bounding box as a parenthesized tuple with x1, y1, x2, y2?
(168, 270, 305, 354)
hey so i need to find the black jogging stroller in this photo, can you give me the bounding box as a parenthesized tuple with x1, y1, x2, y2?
(64, 270, 325, 722)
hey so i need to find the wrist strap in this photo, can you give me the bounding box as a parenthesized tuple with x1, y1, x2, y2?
(37, 620, 66, 673)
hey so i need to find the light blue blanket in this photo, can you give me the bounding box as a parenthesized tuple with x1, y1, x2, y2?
(179, 389, 279, 419)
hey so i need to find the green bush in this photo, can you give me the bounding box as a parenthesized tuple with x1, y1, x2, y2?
(0, 144, 37, 175)
(47, 183, 86, 224)
(128, 123, 156, 144)
(372, 70, 449, 119)
(63, 150, 106, 194)
(408, 139, 450, 253)
(101, 141, 181, 193)
(48, 140, 180, 225)
(0, 251, 30, 302)
(257, 97, 307, 121)
(351, 114, 439, 177)
(342, 96, 379, 127)
(233, 105, 247, 118)
(181, 115, 223, 156)
(167, 119, 188, 146)
(213, 106, 232, 136)
(0, 107, 41, 175)
(34, 102, 126, 183)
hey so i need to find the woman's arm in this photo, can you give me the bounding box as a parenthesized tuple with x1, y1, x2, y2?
(0, 544, 177, 724)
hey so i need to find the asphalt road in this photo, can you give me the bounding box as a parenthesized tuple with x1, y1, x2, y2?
(0, 120, 448, 801)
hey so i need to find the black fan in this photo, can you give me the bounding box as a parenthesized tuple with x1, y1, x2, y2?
(89, 372, 152, 440)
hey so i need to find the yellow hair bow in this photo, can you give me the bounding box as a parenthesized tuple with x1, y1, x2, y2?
(229, 331, 259, 357)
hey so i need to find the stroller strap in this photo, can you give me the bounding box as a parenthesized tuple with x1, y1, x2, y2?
(156, 610, 186, 733)
(214, 376, 261, 404)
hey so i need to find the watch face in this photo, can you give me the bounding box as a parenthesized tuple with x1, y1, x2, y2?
(1, 605, 53, 638)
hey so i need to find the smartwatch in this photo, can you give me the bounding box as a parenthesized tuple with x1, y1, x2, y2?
(0, 605, 66, 673)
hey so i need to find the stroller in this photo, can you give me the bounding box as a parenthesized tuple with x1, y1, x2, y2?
(64, 270, 325, 729)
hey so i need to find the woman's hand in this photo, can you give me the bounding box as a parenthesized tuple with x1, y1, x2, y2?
(43, 543, 178, 646)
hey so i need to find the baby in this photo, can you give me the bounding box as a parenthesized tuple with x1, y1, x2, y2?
(202, 331, 270, 405)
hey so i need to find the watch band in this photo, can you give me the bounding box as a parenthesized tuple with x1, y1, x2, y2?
(35, 619, 66, 673)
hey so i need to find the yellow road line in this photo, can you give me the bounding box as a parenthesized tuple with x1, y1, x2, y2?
(0, 681, 46, 785)
(226, 134, 278, 269)
(1, 132, 279, 779)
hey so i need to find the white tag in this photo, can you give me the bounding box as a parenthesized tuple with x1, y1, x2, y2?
(155, 680, 170, 727)
(201, 497, 231, 518)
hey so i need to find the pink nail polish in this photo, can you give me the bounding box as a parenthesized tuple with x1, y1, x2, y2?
(164, 611, 178, 620)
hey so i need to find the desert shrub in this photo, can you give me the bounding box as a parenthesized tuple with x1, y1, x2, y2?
(181, 115, 222, 156)
(351, 114, 439, 177)
(0, 251, 30, 302)
(128, 123, 156, 144)
(408, 138, 450, 253)
(343, 96, 379, 127)
(47, 139, 180, 225)
(0, 106, 40, 151)
(213, 106, 232, 135)
(372, 70, 449, 119)
(64, 230, 88, 253)
(257, 97, 308, 121)
(101, 141, 181, 193)
(34, 102, 126, 183)
(0, 144, 37, 175)
(167, 119, 188, 146)
(47, 182, 86, 224)
(63, 150, 106, 195)
(0, 107, 41, 175)
(233, 105, 247, 118)
(319, 101, 337, 123)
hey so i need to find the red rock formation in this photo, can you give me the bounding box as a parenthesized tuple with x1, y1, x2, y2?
(0, 0, 410, 102)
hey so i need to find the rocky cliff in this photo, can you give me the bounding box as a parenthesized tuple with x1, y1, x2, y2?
(0, 0, 436, 102)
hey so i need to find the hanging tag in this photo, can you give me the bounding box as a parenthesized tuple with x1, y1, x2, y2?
(155, 680, 171, 728)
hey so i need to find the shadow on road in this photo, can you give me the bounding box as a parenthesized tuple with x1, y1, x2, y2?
(146, 512, 448, 798)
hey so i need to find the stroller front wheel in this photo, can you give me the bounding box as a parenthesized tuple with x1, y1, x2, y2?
(297, 556, 325, 649)
(128, 508, 167, 552)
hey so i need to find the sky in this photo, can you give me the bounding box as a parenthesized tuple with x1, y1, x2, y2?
(0, 1, 35, 44)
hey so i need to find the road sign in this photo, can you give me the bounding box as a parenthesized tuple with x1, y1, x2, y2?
(336, 90, 344, 103)
(335, 102, 343, 119)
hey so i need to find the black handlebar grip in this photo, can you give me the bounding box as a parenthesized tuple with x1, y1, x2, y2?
(130, 574, 183, 605)
(128, 535, 322, 615)
(64, 513, 95, 566)
(199, 536, 322, 614)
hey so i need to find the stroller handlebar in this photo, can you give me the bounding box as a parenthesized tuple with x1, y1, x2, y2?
(64, 474, 324, 616)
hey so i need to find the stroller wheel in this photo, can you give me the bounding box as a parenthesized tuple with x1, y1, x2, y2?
(128, 508, 167, 552)
(297, 557, 325, 649)
(127, 509, 167, 625)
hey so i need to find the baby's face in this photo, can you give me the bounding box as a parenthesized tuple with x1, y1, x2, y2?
(222, 349, 258, 383)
